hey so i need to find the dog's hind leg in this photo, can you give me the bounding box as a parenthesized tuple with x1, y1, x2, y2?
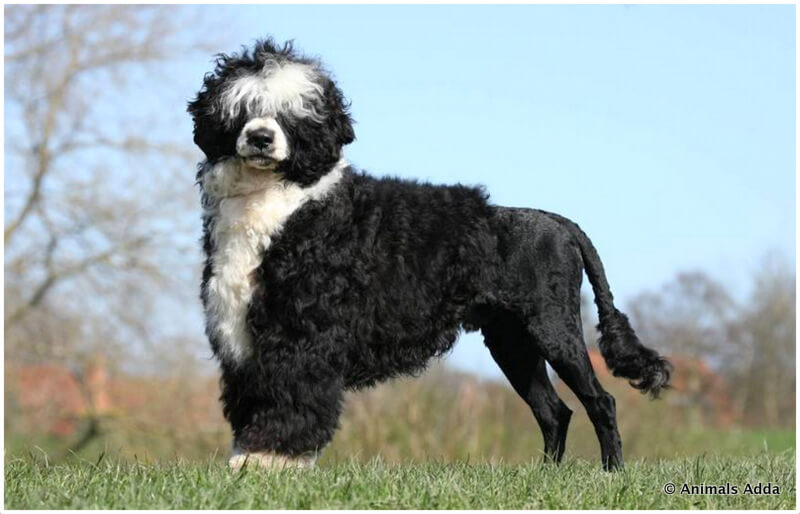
(482, 309, 572, 463)
(527, 309, 624, 471)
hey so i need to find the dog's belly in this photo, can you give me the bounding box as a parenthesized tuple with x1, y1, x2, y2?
(342, 324, 463, 388)
(337, 273, 477, 388)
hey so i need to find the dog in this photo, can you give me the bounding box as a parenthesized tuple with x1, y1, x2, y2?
(188, 38, 671, 471)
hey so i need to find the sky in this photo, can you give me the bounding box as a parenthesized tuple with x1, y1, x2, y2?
(166, 5, 795, 378)
(9, 5, 795, 379)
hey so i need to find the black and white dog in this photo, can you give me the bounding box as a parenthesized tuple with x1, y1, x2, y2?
(189, 38, 671, 471)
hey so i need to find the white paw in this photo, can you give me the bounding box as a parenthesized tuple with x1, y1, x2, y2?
(228, 450, 316, 470)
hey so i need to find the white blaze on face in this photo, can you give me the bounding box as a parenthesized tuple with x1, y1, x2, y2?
(217, 59, 324, 124)
(202, 159, 347, 365)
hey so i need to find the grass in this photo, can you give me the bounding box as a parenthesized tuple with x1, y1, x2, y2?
(5, 452, 795, 509)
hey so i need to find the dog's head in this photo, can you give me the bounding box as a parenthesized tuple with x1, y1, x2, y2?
(188, 39, 354, 188)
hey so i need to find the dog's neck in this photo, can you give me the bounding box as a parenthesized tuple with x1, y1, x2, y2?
(200, 157, 347, 200)
(200, 158, 278, 200)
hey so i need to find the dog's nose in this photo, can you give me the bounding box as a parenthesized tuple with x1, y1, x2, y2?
(247, 129, 274, 150)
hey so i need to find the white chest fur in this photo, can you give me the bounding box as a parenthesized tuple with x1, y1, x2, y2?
(203, 160, 345, 365)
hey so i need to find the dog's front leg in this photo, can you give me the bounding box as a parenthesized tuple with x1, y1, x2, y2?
(219, 356, 344, 471)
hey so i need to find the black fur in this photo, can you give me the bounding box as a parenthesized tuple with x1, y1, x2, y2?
(190, 38, 671, 470)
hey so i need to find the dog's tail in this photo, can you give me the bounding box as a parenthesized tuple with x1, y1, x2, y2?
(542, 211, 672, 398)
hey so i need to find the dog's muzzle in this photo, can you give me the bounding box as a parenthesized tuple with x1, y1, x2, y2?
(236, 117, 289, 169)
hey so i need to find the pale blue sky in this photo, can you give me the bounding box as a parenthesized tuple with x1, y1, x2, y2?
(8, 5, 794, 378)
(167, 5, 795, 377)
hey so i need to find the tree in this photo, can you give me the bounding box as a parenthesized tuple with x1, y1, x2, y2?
(4, 5, 222, 455)
(4, 6, 216, 358)
(726, 255, 795, 426)
(627, 259, 795, 427)
(627, 271, 736, 362)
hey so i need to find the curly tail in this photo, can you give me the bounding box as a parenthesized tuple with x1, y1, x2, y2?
(541, 211, 672, 398)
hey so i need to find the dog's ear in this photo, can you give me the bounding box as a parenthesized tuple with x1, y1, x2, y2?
(187, 80, 215, 157)
(332, 89, 355, 146)
(188, 99, 208, 154)
(334, 112, 355, 146)
(324, 80, 355, 146)
(188, 74, 240, 161)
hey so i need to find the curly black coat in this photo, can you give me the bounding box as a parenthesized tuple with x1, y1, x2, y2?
(189, 39, 671, 471)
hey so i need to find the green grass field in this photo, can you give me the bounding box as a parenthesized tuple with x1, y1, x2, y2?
(5, 453, 795, 509)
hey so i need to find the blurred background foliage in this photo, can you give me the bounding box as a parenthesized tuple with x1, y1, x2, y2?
(4, 5, 795, 465)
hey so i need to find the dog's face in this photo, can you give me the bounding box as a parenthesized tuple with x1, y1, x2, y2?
(188, 39, 354, 187)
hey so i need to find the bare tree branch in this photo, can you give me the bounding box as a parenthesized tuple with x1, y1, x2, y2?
(4, 5, 216, 365)
(6, 237, 152, 327)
